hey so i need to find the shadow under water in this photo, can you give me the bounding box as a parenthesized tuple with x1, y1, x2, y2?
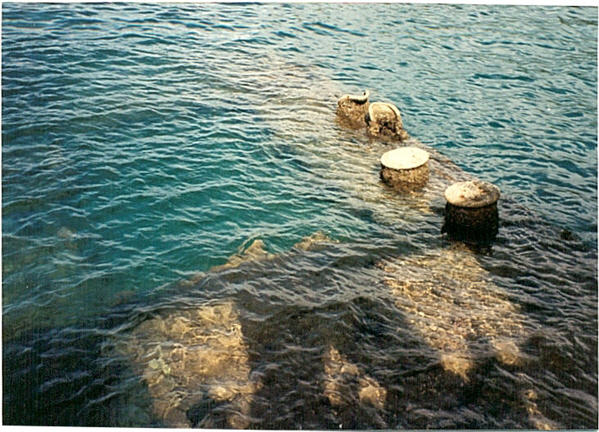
(4, 210, 597, 428)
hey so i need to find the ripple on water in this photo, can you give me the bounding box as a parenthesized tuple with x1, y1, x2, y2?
(2, 2, 597, 429)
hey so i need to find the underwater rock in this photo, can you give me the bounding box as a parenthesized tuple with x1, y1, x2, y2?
(378, 243, 528, 380)
(366, 102, 409, 141)
(115, 301, 260, 428)
(336, 90, 370, 129)
(380, 147, 430, 192)
(443, 180, 501, 244)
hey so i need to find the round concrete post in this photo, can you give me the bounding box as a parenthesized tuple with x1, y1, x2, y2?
(380, 147, 430, 192)
(442, 180, 500, 243)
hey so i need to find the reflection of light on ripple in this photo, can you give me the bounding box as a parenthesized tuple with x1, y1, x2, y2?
(115, 301, 259, 428)
(378, 243, 528, 380)
(209, 238, 274, 272)
(523, 388, 560, 430)
(323, 345, 387, 411)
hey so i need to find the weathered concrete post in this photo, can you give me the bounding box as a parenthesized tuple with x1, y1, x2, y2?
(442, 180, 500, 243)
(380, 147, 430, 192)
(366, 102, 409, 141)
(336, 90, 370, 128)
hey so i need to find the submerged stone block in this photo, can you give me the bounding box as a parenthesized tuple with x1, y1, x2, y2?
(115, 301, 260, 428)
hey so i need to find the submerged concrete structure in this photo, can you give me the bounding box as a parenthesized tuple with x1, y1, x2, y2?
(378, 243, 528, 380)
(115, 300, 258, 428)
(114, 232, 338, 428)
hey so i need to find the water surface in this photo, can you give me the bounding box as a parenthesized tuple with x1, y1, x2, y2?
(2, 3, 597, 428)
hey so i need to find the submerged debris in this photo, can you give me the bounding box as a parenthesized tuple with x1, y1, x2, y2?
(292, 230, 338, 252)
(116, 231, 339, 427)
(179, 232, 336, 289)
(209, 231, 336, 274)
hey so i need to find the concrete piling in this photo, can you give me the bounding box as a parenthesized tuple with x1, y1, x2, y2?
(442, 180, 500, 243)
(380, 147, 430, 192)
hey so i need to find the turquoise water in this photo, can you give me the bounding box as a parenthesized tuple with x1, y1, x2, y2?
(2, 3, 597, 428)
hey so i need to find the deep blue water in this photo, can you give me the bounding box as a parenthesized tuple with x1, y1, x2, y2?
(2, 3, 597, 429)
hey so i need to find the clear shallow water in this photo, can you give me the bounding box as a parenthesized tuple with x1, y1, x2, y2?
(2, 3, 597, 428)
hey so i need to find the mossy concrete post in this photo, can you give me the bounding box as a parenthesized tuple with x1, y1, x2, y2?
(442, 180, 500, 243)
(380, 147, 430, 192)
(366, 102, 409, 141)
(336, 90, 370, 128)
